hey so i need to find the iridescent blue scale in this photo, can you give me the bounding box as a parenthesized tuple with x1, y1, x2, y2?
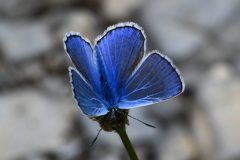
(63, 22, 184, 117)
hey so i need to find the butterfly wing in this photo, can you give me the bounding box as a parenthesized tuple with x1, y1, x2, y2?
(118, 52, 184, 109)
(95, 22, 145, 105)
(64, 32, 101, 94)
(69, 67, 108, 116)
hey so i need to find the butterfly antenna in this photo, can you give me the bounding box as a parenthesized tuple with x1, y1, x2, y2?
(127, 114, 156, 128)
(117, 110, 156, 128)
(90, 128, 102, 147)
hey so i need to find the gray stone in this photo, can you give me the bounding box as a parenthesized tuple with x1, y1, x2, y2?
(147, 98, 184, 120)
(20, 61, 46, 81)
(142, 0, 240, 60)
(0, 89, 79, 160)
(235, 54, 240, 74)
(0, 21, 53, 62)
(0, 0, 47, 17)
(0, 65, 12, 89)
(180, 64, 204, 88)
(159, 125, 198, 160)
(142, 17, 205, 60)
(57, 10, 99, 42)
(175, 0, 240, 30)
(43, 51, 69, 74)
(198, 63, 240, 159)
(92, 147, 122, 160)
(143, 0, 240, 30)
(220, 20, 240, 52)
(40, 76, 69, 96)
(191, 105, 216, 160)
(102, 0, 145, 20)
(0, 61, 45, 89)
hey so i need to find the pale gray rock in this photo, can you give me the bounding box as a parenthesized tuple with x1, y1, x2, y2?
(44, 51, 69, 74)
(0, 89, 79, 160)
(20, 61, 46, 81)
(0, 61, 45, 90)
(57, 10, 99, 42)
(159, 125, 198, 160)
(147, 98, 184, 120)
(40, 76, 69, 96)
(102, 0, 145, 20)
(191, 105, 216, 160)
(0, 65, 12, 89)
(180, 64, 204, 88)
(142, 0, 240, 60)
(0, 21, 53, 62)
(142, 18, 205, 60)
(174, 0, 240, 30)
(92, 146, 122, 160)
(0, 0, 47, 17)
(220, 20, 240, 52)
(143, 0, 240, 30)
(198, 63, 240, 159)
(235, 54, 240, 74)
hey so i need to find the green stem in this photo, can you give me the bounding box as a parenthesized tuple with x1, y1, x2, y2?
(116, 127, 139, 160)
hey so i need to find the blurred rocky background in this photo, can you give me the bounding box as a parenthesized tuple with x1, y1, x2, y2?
(0, 0, 240, 160)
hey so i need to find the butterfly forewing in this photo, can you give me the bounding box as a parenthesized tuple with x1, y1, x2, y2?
(95, 24, 145, 105)
(64, 33, 101, 94)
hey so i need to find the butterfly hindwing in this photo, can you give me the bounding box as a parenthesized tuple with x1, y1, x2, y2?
(118, 52, 184, 109)
(69, 67, 108, 116)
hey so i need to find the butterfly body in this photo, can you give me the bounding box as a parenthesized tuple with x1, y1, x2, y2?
(92, 109, 129, 132)
(63, 22, 184, 131)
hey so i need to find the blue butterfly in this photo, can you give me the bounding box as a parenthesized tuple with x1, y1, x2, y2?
(63, 22, 184, 117)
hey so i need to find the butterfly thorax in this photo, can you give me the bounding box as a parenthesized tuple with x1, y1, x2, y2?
(92, 109, 129, 132)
